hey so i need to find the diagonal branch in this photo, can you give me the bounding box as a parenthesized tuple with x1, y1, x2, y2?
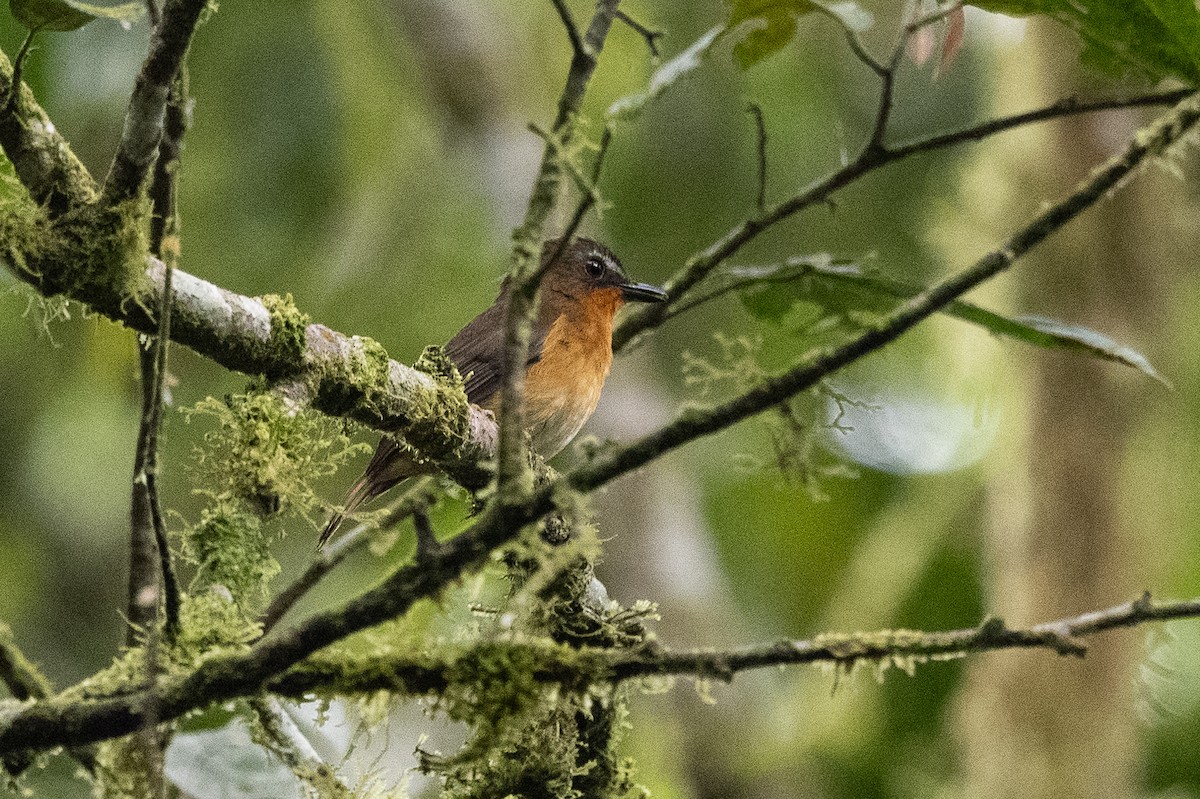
(590, 90, 1200, 489)
(0, 48, 97, 213)
(101, 0, 208, 205)
(612, 86, 1196, 351)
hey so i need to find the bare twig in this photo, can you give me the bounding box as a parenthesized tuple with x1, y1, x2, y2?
(614, 9, 662, 58)
(866, 2, 961, 154)
(534, 124, 614, 274)
(549, 0, 586, 60)
(249, 697, 353, 796)
(885, 89, 1194, 159)
(101, 0, 207, 204)
(260, 479, 437, 635)
(3, 29, 37, 114)
(746, 102, 767, 212)
(127, 68, 188, 646)
(0, 622, 52, 701)
(612, 87, 1195, 351)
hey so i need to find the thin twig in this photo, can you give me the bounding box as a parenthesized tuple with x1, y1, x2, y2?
(746, 102, 767, 213)
(614, 9, 662, 58)
(0, 46, 98, 212)
(3, 29, 37, 115)
(886, 89, 1194, 158)
(584, 91, 1200, 490)
(549, 0, 586, 59)
(260, 479, 437, 635)
(535, 124, 614, 276)
(0, 622, 52, 701)
(249, 697, 353, 795)
(612, 87, 1195, 352)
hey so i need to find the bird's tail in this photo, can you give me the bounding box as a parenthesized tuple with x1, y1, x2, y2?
(318, 437, 427, 548)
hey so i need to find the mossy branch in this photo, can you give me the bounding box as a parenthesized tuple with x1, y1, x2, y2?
(1, 593, 1193, 755)
(0, 47, 97, 213)
(269, 594, 1200, 694)
(496, 0, 621, 504)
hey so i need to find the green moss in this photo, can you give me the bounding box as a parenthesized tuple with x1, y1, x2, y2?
(0, 178, 51, 281)
(91, 737, 157, 799)
(185, 391, 366, 519)
(49, 199, 152, 303)
(60, 592, 257, 709)
(0, 170, 150, 316)
(259, 292, 311, 368)
(185, 501, 279, 605)
(312, 334, 394, 416)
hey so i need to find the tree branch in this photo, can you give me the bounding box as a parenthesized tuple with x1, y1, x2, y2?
(101, 0, 207, 205)
(268, 594, 1199, 696)
(592, 91, 1200, 488)
(0, 622, 52, 701)
(259, 479, 437, 634)
(496, 0, 620, 505)
(0, 47, 97, 213)
(612, 86, 1196, 352)
(4, 592, 1193, 756)
(614, 9, 662, 58)
(249, 697, 354, 797)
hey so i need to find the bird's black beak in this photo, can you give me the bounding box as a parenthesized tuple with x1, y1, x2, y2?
(620, 281, 668, 303)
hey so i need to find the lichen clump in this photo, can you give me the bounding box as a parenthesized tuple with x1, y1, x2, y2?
(259, 292, 311, 367)
(186, 391, 366, 519)
(182, 390, 365, 612)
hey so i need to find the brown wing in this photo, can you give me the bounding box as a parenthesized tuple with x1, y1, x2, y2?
(445, 294, 551, 406)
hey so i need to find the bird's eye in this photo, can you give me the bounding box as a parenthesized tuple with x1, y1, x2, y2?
(584, 256, 606, 279)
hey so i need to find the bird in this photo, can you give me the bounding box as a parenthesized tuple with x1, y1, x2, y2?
(318, 237, 668, 547)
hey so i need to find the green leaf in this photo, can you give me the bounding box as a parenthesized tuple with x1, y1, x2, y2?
(735, 260, 1169, 385)
(999, 314, 1171, 387)
(728, 0, 873, 68)
(609, 1, 872, 118)
(9, 0, 142, 32)
(165, 723, 303, 799)
(970, 0, 1200, 82)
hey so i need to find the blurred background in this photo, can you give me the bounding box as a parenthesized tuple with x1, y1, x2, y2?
(2, 1, 1200, 797)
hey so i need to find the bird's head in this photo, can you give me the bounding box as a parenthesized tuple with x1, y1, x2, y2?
(539, 238, 668, 311)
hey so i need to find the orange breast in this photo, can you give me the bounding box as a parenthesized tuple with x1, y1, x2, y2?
(523, 287, 622, 457)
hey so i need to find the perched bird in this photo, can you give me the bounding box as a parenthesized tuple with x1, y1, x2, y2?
(319, 237, 668, 547)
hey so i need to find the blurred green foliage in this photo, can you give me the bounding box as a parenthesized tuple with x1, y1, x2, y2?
(3, 1, 1200, 797)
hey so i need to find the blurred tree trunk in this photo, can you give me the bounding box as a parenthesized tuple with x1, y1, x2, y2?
(954, 21, 1168, 799)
